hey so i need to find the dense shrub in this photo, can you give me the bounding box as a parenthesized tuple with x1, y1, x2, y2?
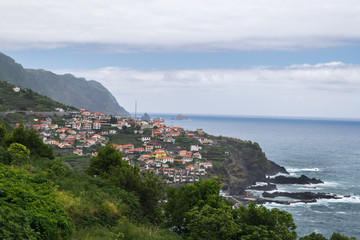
(0, 164, 74, 239)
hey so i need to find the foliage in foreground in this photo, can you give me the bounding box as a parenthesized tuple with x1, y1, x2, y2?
(0, 124, 357, 239)
(0, 164, 74, 239)
(86, 143, 165, 224)
(165, 178, 298, 240)
(300, 232, 358, 240)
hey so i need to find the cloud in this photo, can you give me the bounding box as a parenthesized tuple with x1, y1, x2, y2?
(2, 0, 360, 51)
(53, 62, 360, 118)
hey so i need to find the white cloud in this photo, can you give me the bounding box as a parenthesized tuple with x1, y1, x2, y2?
(53, 62, 360, 118)
(1, 0, 360, 51)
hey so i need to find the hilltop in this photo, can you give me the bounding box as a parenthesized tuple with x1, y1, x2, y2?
(0, 52, 130, 117)
(0, 81, 77, 112)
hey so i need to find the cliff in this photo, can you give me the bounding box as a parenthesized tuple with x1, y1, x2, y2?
(202, 135, 287, 195)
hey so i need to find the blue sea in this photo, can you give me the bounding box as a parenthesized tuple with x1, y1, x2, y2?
(154, 114, 360, 239)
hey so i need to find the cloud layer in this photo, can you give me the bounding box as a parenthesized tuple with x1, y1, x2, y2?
(2, 0, 360, 51)
(54, 62, 360, 118)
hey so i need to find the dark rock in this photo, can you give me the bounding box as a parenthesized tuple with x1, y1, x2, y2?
(266, 160, 289, 176)
(141, 113, 151, 122)
(262, 191, 339, 200)
(269, 174, 323, 184)
(175, 114, 188, 120)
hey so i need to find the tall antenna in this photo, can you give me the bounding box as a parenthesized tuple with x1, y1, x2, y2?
(135, 100, 137, 120)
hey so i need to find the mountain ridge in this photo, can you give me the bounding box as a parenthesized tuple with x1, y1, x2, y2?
(0, 52, 130, 117)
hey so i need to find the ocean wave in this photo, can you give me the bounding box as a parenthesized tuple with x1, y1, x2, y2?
(315, 196, 360, 204)
(317, 181, 340, 188)
(297, 186, 324, 191)
(266, 173, 290, 178)
(253, 182, 268, 186)
(287, 168, 321, 173)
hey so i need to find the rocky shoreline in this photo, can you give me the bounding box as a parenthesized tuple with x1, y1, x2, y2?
(243, 173, 344, 205)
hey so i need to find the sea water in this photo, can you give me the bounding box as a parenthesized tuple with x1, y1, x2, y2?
(155, 114, 360, 238)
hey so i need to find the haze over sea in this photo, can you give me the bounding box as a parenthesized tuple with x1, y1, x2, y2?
(153, 114, 360, 238)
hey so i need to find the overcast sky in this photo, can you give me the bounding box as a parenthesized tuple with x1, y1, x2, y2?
(1, 0, 360, 118)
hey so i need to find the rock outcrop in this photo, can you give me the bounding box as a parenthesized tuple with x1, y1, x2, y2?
(269, 174, 323, 184)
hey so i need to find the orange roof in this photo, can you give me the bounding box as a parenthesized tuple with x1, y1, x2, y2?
(174, 159, 185, 162)
(186, 165, 194, 168)
(122, 144, 134, 148)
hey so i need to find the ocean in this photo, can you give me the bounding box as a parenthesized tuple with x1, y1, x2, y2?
(154, 114, 360, 238)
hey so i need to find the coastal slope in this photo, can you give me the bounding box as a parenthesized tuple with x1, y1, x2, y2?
(202, 135, 287, 195)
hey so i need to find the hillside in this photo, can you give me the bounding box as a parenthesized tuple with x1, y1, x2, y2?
(202, 136, 287, 194)
(0, 81, 77, 112)
(0, 52, 130, 117)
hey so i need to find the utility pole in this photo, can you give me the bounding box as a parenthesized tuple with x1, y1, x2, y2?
(135, 100, 137, 120)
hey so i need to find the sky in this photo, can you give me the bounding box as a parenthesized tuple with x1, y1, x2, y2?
(1, 0, 360, 119)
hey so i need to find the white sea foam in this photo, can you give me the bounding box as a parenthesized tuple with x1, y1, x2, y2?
(266, 172, 290, 179)
(253, 182, 268, 186)
(317, 181, 340, 188)
(315, 196, 360, 204)
(297, 186, 324, 191)
(287, 168, 321, 173)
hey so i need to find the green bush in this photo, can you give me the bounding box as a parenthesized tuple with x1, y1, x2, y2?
(0, 164, 74, 239)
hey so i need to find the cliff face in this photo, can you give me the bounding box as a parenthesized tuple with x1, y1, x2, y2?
(203, 136, 287, 195)
(0, 52, 130, 117)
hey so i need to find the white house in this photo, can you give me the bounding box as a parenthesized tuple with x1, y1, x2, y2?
(93, 121, 101, 130)
(13, 86, 20, 92)
(190, 145, 202, 152)
(193, 152, 202, 159)
(141, 136, 151, 142)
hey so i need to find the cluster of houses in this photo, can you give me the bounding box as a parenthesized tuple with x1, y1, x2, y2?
(31, 108, 215, 183)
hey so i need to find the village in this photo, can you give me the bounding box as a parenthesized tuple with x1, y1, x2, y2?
(31, 108, 215, 184)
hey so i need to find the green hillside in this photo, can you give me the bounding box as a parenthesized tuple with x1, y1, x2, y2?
(0, 81, 76, 112)
(0, 52, 130, 117)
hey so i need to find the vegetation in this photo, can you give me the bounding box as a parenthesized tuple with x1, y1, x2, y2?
(300, 232, 357, 240)
(86, 144, 165, 224)
(0, 124, 357, 239)
(0, 81, 76, 112)
(165, 178, 297, 239)
(0, 164, 74, 239)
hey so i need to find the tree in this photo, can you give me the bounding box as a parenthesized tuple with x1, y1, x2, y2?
(0, 146, 12, 164)
(0, 123, 6, 144)
(4, 124, 54, 159)
(186, 204, 240, 240)
(87, 144, 165, 224)
(164, 179, 228, 234)
(107, 160, 165, 224)
(299, 232, 357, 240)
(7, 143, 30, 165)
(300, 232, 328, 240)
(138, 172, 165, 224)
(233, 203, 297, 240)
(164, 179, 297, 240)
(86, 143, 124, 176)
(330, 233, 357, 240)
